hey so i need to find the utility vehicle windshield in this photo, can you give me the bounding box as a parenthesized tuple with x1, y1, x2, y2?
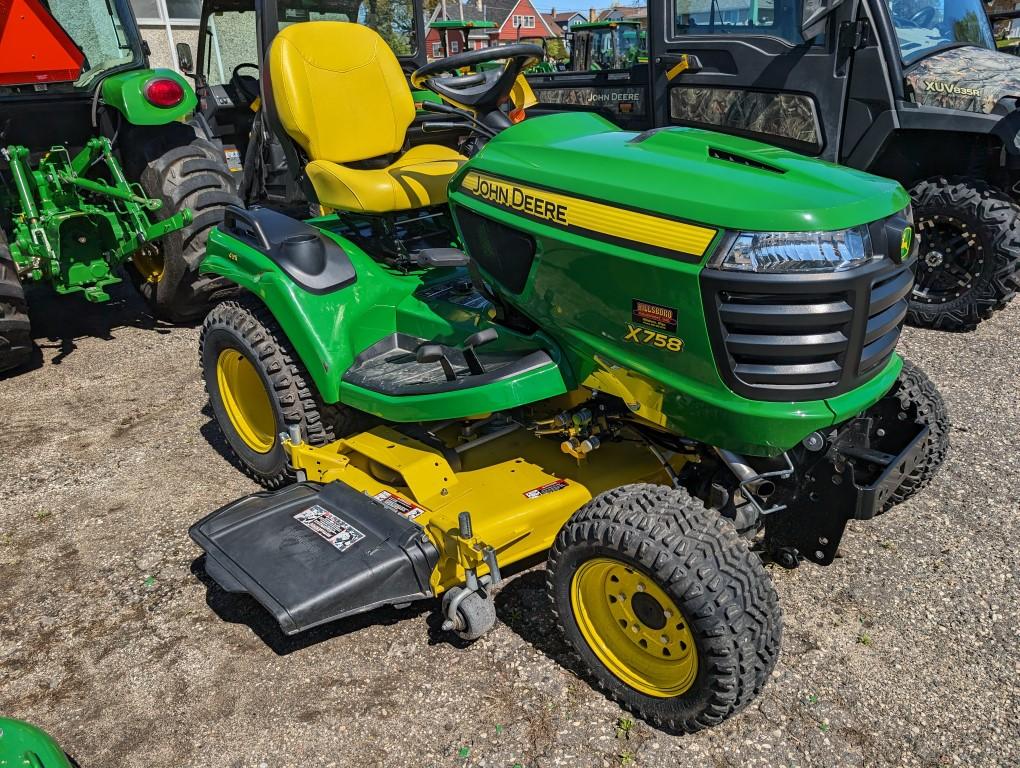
(202, 0, 416, 85)
(883, 0, 995, 64)
(39, 0, 139, 87)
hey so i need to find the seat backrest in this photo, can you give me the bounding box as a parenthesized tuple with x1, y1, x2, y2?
(267, 21, 415, 165)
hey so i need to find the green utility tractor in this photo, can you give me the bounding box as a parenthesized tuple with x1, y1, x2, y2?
(0, 0, 239, 373)
(528, 0, 1020, 331)
(428, 19, 497, 60)
(188, 19, 949, 731)
(568, 20, 647, 70)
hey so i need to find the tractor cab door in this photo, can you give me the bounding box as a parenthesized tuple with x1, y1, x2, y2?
(647, 0, 869, 162)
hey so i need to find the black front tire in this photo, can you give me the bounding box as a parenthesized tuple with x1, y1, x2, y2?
(0, 229, 32, 374)
(547, 484, 782, 733)
(200, 297, 355, 488)
(881, 358, 950, 510)
(132, 138, 242, 323)
(908, 177, 1020, 331)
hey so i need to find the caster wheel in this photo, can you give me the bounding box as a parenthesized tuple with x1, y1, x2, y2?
(442, 587, 497, 641)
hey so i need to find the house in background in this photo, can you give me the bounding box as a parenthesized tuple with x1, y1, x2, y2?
(428, 0, 560, 55)
(597, 4, 647, 28)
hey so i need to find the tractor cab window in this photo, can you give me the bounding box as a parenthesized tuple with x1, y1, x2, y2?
(672, 0, 808, 43)
(883, 0, 995, 64)
(38, 0, 140, 87)
(202, 10, 258, 86)
(277, 0, 417, 56)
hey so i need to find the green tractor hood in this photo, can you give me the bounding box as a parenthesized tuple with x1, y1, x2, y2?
(453, 112, 908, 235)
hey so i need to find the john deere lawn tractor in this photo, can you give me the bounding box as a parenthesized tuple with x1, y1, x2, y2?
(188, 20, 948, 731)
(527, 0, 1020, 331)
(0, 0, 239, 373)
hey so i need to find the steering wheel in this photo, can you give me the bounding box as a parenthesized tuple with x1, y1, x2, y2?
(230, 63, 260, 106)
(909, 6, 937, 26)
(410, 44, 542, 112)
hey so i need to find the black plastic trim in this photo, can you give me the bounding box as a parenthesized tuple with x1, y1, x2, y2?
(221, 205, 356, 294)
(701, 219, 915, 401)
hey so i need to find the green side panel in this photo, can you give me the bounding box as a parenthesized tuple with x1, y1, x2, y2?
(0, 718, 73, 768)
(101, 69, 197, 125)
(201, 224, 569, 416)
(455, 112, 910, 233)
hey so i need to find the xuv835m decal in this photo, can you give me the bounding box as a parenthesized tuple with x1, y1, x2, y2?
(458, 171, 717, 261)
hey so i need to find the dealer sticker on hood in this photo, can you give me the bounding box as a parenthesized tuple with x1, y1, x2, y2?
(293, 505, 365, 553)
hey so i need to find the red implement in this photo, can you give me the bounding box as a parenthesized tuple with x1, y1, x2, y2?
(0, 0, 84, 85)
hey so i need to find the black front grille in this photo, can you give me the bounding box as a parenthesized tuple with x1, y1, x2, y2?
(701, 258, 914, 401)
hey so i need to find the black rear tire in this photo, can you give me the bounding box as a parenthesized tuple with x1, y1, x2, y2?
(547, 483, 782, 733)
(881, 358, 950, 510)
(908, 177, 1020, 331)
(0, 229, 32, 374)
(200, 296, 356, 488)
(131, 138, 241, 323)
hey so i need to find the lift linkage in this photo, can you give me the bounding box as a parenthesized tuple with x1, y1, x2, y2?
(1, 137, 191, 301)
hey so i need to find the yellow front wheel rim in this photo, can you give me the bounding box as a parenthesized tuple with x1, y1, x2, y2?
(216, 349, 277, 454)
(571, 557, 698, 698)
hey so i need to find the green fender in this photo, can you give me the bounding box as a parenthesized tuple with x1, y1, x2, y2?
(199, 223, 570, 418)
(101, 69, 197, 126)
(199, 226, 414, 403)
(0, 717, 73, 768)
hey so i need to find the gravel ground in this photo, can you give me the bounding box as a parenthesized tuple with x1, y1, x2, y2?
(1, 283, 1018, 768)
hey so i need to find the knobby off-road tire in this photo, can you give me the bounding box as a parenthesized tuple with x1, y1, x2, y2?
(0, 229, 31, 374)
(132, 138, 241, 322)
(908, 177, 1020, 331)
(881, 358, 950, 511)
(200, 297, 356, 488)
(548, 483, 782, 733)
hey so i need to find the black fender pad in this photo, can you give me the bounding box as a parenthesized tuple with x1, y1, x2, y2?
(190, 482, 439, 635)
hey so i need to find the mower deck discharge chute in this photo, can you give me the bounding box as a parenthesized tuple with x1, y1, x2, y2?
(191, 21, 949, 731)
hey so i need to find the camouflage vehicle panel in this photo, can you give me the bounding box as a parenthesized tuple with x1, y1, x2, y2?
(905, 46, 1020, 114)
(669, 87, 821, 148)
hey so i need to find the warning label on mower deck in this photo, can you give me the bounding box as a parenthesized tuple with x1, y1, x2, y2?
(373, 490, 424, 521)
(293, 505, 366, 552)
(524, 479, 569, 499)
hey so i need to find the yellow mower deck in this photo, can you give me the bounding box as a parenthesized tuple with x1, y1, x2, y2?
(286, 423, 689, 595)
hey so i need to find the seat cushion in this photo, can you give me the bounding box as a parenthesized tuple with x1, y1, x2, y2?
(307, 144, 467, 213)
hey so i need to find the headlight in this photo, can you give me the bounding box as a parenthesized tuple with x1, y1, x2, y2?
(715, 226, 876, 274)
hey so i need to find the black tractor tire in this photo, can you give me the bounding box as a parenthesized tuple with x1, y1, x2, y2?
(131, 138, 241, 323)
(0, 229, 32, 374)
(881, 358, 950, 511)
(547, 483, 782, 733)
(908, 177, 1020, 331)
(199, 296, 357, 488)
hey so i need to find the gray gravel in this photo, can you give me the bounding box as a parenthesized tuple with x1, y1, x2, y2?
(1, 282, 1018, 768)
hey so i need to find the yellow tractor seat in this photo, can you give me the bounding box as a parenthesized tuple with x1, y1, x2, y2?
(267, 21, 467, 214)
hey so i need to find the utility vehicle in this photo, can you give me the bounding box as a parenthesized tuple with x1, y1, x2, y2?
(0, 0, 239, 372)
(527, 0, 1020, 330)
(188, 18, 948, 731)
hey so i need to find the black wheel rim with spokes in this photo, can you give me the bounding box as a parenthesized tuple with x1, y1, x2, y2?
(913, 214, 985, 305)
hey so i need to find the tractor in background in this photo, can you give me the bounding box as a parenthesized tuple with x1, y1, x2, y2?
(0, 0, 239, 373)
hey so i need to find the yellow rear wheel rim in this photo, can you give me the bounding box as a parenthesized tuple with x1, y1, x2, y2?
(132, 246, 165, 284)
(571, 557, 698, 698)
(216, 349, 276, 454)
